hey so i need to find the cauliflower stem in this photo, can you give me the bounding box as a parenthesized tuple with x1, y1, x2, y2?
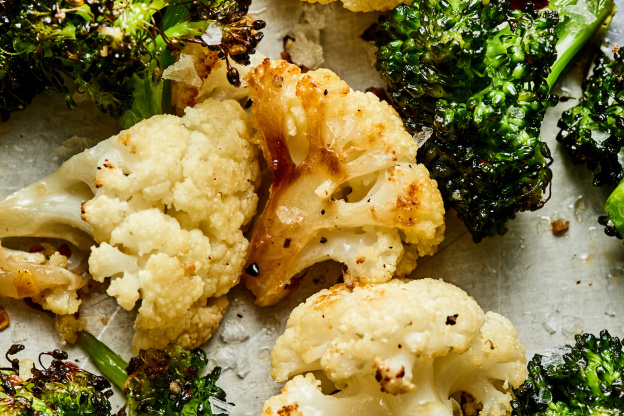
(0, 99, 259, 351)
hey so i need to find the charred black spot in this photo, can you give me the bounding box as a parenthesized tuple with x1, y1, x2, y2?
(245, 263, 260, 276)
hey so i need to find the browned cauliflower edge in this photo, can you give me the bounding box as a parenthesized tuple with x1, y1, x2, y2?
(242, 59, 445, 306)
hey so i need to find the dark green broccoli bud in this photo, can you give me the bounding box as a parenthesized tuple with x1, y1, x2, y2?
(512, 330, 624, 416)
(375, 0, 615, 242)
(0, 0, 265, 127)
(557, 46, 624, 239)
(557, 48, 624, 188)
(79, 332, 229, 416)
(0, 344, 114, 416)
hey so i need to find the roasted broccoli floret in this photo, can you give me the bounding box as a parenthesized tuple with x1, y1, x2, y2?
(0, 0, 265, 127)
(79, 332, 230, 415)
(375, 0, 615, 242)
(0, 344, 113, 416)
(512, 330, 624, 416)
(558, 48, 624, 188)
(557, 47, 624, 239)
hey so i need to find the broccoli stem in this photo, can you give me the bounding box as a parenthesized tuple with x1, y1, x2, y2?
(547, 0, 617, 88)
(605, 178, 624, 236)
(79, 332, 128, 391)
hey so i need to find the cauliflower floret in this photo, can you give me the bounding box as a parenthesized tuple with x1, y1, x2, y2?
(166, 43, 266, 115)
(242, 59, 445, 306)
(132, 295, 229, 351)
(55, 314, 87, 344)
(0, 242, 86, 315)
(262, 278, 527, 416)
(300, 0, 412, 12)
(0, 99, 260, 351)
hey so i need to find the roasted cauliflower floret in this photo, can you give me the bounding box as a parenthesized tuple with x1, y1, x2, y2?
(262, 278, 527, 416)
(242, 59, 445, 306)
(0, 243, 85, 315)
(0, 99, 260, 352)
(300, 0, 412, 12)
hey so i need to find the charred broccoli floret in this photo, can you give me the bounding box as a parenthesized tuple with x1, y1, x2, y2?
(557, 47, 624, 239)
(558, 48, 624, 188)
(79, 332, 229, 416)
(0, 0, 265, 127)
(0, 344, 113, 416)
(375, 0, 615, 242)
(512, 330, 624, 416)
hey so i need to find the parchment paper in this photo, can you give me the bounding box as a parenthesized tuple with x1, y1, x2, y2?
(1, 1, 623, 415)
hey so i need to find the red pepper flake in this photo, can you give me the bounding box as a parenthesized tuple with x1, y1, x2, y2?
(57, 243, 72, 258)
(29, 245, 44, 253)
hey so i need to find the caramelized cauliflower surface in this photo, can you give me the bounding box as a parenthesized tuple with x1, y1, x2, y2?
(0, 243, 85, 315)
(0, 99, 260, 352)
(262, 278, 527, 416)
(242, 59, 445, 306)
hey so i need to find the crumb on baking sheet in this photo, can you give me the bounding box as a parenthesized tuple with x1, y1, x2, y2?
(551, 218, 570, 235)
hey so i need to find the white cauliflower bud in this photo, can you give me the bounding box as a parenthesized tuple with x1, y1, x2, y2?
(242, 59, 445, 306)
(0, 99, 260, 351)
(300, 0, 413, 12)
(262, 278, 528, 416)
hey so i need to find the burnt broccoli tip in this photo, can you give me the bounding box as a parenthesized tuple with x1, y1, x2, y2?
(512, 330, 624, 416)
(0, 344, 113, 416)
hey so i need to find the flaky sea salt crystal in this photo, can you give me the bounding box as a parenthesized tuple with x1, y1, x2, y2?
(209, 396, 235, 415)
(202, 22, 223, 46)
(221, 320, 249, 344)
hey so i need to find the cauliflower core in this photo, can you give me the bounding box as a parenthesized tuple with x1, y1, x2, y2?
(263, 278, 528, 416)
(0, 99, 259, 351)
(300, 0, 413, 12)
(242, 59, 445, 306)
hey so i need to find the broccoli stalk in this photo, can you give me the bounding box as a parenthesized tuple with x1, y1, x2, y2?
(0, 344, 114, 416)
(78, 332, 229, 416)
(0, 0, 265, 128)
(374, 0, 615, 242)
(604, 177, 624, 238)
(512, 330, 624, 415)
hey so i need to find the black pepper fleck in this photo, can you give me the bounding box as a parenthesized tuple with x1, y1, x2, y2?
(245, 263, 260, 276)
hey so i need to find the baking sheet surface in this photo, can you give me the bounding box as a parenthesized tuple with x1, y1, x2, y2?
(1, 2, 624, 415)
